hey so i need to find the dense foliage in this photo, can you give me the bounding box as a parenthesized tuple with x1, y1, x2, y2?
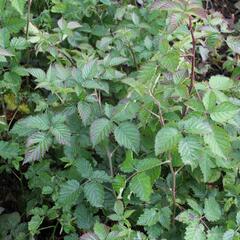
(1, 0, 240, 239)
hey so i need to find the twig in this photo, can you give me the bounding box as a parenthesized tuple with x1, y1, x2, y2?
(188, 16, 196, 95)
(26, 0, 33, 40)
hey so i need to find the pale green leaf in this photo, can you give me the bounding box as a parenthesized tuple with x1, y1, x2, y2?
(209, 75, 233, 91)
(184, 221, 206, 240)
(210, 102, 239, 123)
(204, 125, 231, 158)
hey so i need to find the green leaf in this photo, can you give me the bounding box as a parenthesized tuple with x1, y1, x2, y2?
(114, 200, 124, 216)
(207, 227, 224, 240)
(82, 60, 97, 80)
(24, 132, 53, 163)
(10, 37, 28, 49)
(94, 222, 108, 240)
(92, 170, 111, 183)
(135, 158, 161, 172)
(28, 215, 43, 235)
(80, 233, 99, 240)
(204, 125, 231, 158)
(202, 91, 216, 111)
(210, 102, 239, 123)
(114, 122, 140, 153)
(223, 230, 235, 240)
(178, 137, 201, 168)
(184, 221, 206, 240)
(179, 117, 212, 135)
(58, 180, 80, 206)
(155, 127, 181, 155)
(159, 207, 171, 230)
(90, 118, 112, 146)
(209, 75, 233, 91)
(129, 172, 152, 202)
(226, 36, 240, 54)
(74, 205, 94, 230)
(204, 197, 221, 222)
(137, 208, 159, 226)
(0, 48, 14, 56)
(11, 0, 26, 15)
(51, 123, 71, 145)
(78, 102, 92, 126)
(82, 80, 109, 94)
(75, 159, 93, 179)
(84, 182, 104, 208)
(198, 154, 215, 182)
(0, 141, 20, 159)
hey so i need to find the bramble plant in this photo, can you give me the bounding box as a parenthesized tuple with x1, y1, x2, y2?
(1, 0, 240, 239)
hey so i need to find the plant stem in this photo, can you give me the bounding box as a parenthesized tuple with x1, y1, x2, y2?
(188, 15, 196, 95)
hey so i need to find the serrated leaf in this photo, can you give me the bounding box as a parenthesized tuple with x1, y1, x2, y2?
(207, 227, 224, 240)
(179, 117, 212, 135)
(155, 127, 181, 155)
(0, 48, 14, 56)
(28, 215, 43, 235)
(28, 68, 46, 81)
(90, 118, 112, 146)
(51, 123, 71, 145)
(204, 125, 231, 158)
(92, 170, 111, 183)
(75, 159, 93, 179)
(135, 158, 161, 172)
(0, 141, 20, 159)
(58, 180, 80, 206)
(80, 233, 99, 240)
(11, 0, 26, 15)
(204, 197, 221, 222)
(178, 137, 201, 168)
(74, 204, 94, 230)
(209, 75, 233, 91)
(78, 102, 92, 126)
(210, 102, 239, 123)
(137, 208, 159, 226)
(184, 221, 206, 240)
(84, 182, 104, 208)
(10, 37, 28, 49)
(24, 132, 52, 163)
(129, 172, 152, 202)
(223, 230, 235, 240)
(203, 91, 216, 111)
(82, 60, 96, 80)
(159, 207, 171, 229)
(109, 57, 128, 66)
(198, 154, 215, 182)
(82, 80, 109, 93)
(114, 122, 140, 153)
(226, 36, 240, 54)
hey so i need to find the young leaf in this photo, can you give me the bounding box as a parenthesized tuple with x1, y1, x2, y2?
(209, 75, 233, 91)
(155, 127, 181, 155)
(210, 102, 239, 123)
(129, 172, 152, 202)
(114, 122, 140, 153)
